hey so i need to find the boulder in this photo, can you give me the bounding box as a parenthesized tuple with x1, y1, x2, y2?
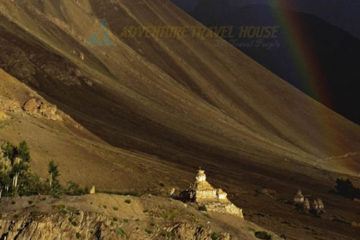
(23, 98, 41, 115)
(22, 98, 62, 121)
(0, 97, 21, 112)
(0, 110, 8, 121)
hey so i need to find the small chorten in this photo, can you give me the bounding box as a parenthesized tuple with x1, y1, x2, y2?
(169, 188, 176, 196)
(89, 185, 96, 194)
(317, 198, 325, 210)
(196, 169, 206, 183)
(303, 198, 310, 212)
(294, 189, 304, 205)
(313, 198, 325, 214)
(312, 199, 319, 210)
(217, 188, 229, 202)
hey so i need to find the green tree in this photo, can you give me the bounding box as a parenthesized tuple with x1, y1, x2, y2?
(17, 141, 30, 162)
(48, 160, 60, 188)
(1, 142, 16, 165)
(65, 181, 88, 196)
(0, 171, 11, 197)
(10, 160, 28, 193)
(1, 141, 30, 164)
(19, 173, 47, 196)
(1, 141, 31, 195)
(0, 140, 87, 197)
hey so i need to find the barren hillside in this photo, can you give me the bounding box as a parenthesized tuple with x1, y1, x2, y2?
(0, 0, 359, 239)
(0, 0, 359, 176)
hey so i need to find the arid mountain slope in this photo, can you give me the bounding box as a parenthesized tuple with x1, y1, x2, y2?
(0, 69, 190, 191)
(189, 1, 360, 125)
(0, 0, 359, 177)
(0, 1, 360, 239)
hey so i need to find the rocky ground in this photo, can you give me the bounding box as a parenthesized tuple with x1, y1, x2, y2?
(0, 193, 280, 240)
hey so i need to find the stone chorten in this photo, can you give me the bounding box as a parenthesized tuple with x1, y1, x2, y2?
(89, 185, 96, 194)
(194, 169, 217, 203)
(192, 169, 243, 218)
(293, 189, 305, 205)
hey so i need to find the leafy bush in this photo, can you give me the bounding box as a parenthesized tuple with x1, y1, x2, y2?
(159, 209, 180, 220)
(114, 227, 126, 236)
(198, 205, 207, 211)
(19, 173, 49, 196)
(99, 190, 141, 197)
(211, 232, 219, 240)
(52, 204, 68, 215)
(48, 160, 60, 188)
(255, 231, 272, 240)
(65, 181, 88, 196)
(17, 141, 30, 162)
(335, 178, 360, 199)
(71, 220, 78, 226)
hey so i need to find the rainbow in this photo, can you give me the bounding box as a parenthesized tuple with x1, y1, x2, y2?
(267, 0, 358, 173)
(268, 0, 330, 105)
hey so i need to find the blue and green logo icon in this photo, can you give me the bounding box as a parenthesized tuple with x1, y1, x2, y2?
(86, 19, 114, 46)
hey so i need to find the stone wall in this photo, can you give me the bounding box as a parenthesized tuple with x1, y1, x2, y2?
(196, 189, 217, 202)
(205, 202, 244, 218)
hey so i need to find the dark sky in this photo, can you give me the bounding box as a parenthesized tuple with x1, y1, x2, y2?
(172, 0, 360, 39)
